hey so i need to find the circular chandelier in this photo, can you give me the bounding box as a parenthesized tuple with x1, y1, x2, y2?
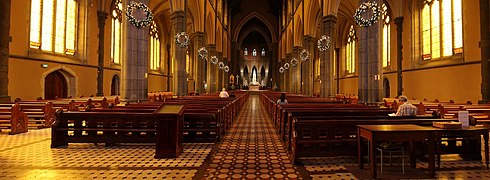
(300, 49, 310, 62)
(353, 1, 380, 27)
(317, 35, 331, 52)
(210, 56, 219, 64)
(279, 67, 285, 74)
(198, 47, 208, 59)
(175, 32, 190, 48)
(290, 57, 299, 67)
(125, 1, 153, 28)
(224, 66, 229, 72)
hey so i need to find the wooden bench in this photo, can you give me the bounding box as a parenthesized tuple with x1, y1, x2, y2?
(290, 118, 458, 164)
(51, 104, 185, 158)
(0, 103, 29, 135)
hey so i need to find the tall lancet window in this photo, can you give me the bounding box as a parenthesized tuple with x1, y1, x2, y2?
(149, 21, 160, 70)
(346, 25, 356, 74)
(252, 49, 257, 56)
(111, 0, 123, 64)
(421, 0, 462, 60)
(382, 4, 391, 67)
(29, 0, 77, 55)
(244, 48, 248, 56)
(261, 48, 266, 56)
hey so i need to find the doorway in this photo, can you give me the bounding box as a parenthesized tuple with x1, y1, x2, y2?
(44, 71, 68, 99)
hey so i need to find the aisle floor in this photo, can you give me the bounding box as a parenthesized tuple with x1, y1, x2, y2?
(0, 94, 489, 179)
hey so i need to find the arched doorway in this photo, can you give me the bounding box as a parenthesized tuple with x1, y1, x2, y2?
(44, 71, 68, 99)
(111, 74, 120, 96)
(383, 78, 390, 98)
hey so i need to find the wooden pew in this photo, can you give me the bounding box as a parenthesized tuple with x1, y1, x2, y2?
(290, 118, 456, 164)
(51, 107, 185, 158)
(0, 103, 29, 135)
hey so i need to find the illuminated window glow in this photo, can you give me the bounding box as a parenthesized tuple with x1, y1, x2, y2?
(261, 48, 266, 56)
(252, 49, 257, 57)
(244, 48, 248, 56)
(346, 25, 356, 74)
(111, 0, 122, 64)
(382, 4, 390, 67)
(149, 21, 160, 70)
(421, 0, 463, 60)
(30, 0, 77, 54)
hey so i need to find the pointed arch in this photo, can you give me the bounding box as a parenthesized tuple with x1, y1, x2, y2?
(41, 66, 78, 99)
(233, 12, 277, 43)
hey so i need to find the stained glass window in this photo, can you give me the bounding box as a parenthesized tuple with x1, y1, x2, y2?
(346, 25, 356, 73)
(111, 0, 122, 64)
(149, 21, 160, 70)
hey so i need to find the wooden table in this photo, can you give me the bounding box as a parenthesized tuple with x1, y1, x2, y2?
(357, 124, 437, 178)
(434, 126, 489, 168)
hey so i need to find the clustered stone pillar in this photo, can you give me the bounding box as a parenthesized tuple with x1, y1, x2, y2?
(292, 46, 301, 94)
(122, 3, 150, 101)
(0, 0, 11, 102)
(96, 11, 108, 97)
(303, 36, 315, 97)
(192, 32, 205, 94)
(480, 0, 490, 103)
(320, 15, 336, 98)
(217, 52, 223, 90)
(270, 43, 278, 90)
(358, 0, 382, 104)
(285, 53, 291, 92)
(206, 44, 216, 93)
(394, 17, 404, 97)
(171, 10, 187, 96)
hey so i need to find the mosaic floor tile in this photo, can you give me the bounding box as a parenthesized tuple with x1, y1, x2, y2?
(0, 95, 489, 179)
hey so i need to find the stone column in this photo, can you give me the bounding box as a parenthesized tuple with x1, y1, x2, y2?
(285, 53, 291, 92)
(0, 0, 11, 102)
(170, 11, 187, 96)
(270, 43, 278, 90)
(320, 15, 336, 98)
(191, 32, 205, 94)
(217, 52, 223, 90)
(96, 11, 108, 97)
(206, 44, 216, 93)
(480, 0, 490, 103)
(303, 36, 315, 97)
(122, 0, 150, 101)
(394, 17, 404, 97)
(358, 0, 382, 104)
(292, 46, 301, 94)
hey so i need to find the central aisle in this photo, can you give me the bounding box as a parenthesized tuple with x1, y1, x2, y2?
(202, 94, 304, 179)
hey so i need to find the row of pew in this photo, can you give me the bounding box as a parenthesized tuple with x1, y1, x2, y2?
(51, 92, 249, 149)
(0, 97, 120, 134)
(260, 92, 477, 164)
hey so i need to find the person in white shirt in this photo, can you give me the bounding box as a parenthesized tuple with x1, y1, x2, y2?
(219, 88, 229, 98)
(276, 93, 288, 105)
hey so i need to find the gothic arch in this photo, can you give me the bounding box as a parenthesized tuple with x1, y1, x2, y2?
(41, 66, 78, 99)
(233, 12, 277, 43)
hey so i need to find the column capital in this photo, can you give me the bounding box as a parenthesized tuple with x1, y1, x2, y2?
(190, 31, 205, 39)
(97, 11, 109, 24)
(322, 15, 337, 23)
(170, 10, 185, 20)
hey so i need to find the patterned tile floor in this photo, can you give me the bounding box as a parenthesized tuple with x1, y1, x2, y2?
(0, 94, 488, 179)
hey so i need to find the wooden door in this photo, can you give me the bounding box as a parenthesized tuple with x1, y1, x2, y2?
(45, 71, 67, 99)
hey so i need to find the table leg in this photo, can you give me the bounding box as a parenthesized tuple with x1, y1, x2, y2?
(410, 141, 416, 168)
(370, 139, 377, 179)
(428, 135, 436, 178)
(358, 129, 364, 169)
(484, 132, 489, 169)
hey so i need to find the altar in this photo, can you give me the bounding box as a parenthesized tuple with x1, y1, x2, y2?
(249, 85, 260, 91)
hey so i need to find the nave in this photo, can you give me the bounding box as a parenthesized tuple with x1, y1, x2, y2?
(0, 95, 489, 179)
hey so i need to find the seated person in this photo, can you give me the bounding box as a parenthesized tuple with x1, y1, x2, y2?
(219, 88, 229, 98)
(395, 95, 418, 116)
(276, 93, 288, 105)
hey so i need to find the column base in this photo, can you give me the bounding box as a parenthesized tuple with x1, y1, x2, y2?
(0, 96, 11, 103)
(478, 100, 490, 104)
